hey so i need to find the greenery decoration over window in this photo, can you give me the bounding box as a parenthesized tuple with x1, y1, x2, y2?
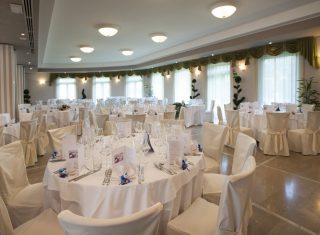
(297, 77, 320, 108)
(48, 37, 318, 85)
(232, 72, 245, 110)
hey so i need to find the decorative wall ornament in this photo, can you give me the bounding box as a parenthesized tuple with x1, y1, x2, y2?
(232, 72, 245, 110)
(190, 79, 200, 99)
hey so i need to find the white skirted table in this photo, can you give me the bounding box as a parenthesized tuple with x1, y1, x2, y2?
(0, 113, 11, 126)
(43, 153, 204, 234)
(3, 123, 20, 144)
(184, 105, 206, 128)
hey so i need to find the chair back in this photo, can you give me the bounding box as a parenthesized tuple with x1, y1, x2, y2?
(47, 125, 77, 153)
(217, 106, 223, 125)
(79, 107, 87, 121)
(266, 112, 290, 133)
(163, 111, 176, 120)
(209, 100, 215, 112)
(306, 111, 320, 131)
(0, 141, 29, 204)
(232, 133, 256, 174)
(89, 111, 98, 129)
(285, 104, 297, 113)
(301, 103, 315, 113)
(31, 110, 42, 123)
(178, 107, 185, 120)
(20, 119, 38, 143)
(0, 126, 4, 147)
(58, 203, 163, 235)
(216, 156, 256, 235)
(95, 114, 109, 129)
(0, 196, 14, 235)
(166, 105, 176, 112)
(38, 114, 47, 135)
(224, 103, 233, 111)
(160, 119, 184, 128)
(125, 114, 146, 124)
(225, 110, 240, 129)
(202, 123, 228, 162)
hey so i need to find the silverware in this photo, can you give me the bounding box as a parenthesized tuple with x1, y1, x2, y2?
(68, 167, 101, 182)
(154, 162, 175, 175)
(102, 168, 112, 186)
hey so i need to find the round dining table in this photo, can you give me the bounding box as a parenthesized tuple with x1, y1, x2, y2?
(43, 148, 204, 234)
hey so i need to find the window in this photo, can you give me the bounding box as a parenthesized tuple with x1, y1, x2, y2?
(258, 52, 299, 105)
(174, 68, 191, 102)
(151, 72, 164, 99)
(126, 75, 143, 98)
(56, 78, 76, 99)
(207, 63, 231, 112)
(92, 77, 111, 100)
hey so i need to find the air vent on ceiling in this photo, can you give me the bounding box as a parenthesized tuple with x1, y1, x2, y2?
(22, 0, 34, 53)
(9, 3, 23, 14)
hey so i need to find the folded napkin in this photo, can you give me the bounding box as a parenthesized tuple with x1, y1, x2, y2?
(119, 173, 131, 185)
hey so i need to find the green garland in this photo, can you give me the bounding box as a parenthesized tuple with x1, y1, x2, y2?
(49, 37, 319, 85)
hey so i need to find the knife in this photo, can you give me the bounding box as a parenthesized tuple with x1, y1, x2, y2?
(68, 168, 101, 182)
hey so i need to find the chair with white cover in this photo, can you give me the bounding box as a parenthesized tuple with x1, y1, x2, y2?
(0, 141, 44, 228)
(36, 115, 48, 156)
(160, 119, 185, 128)
(202, 123, 228, 173)
(259, 112, 290, 156)
(205, 100, 215, 123)
(166, 105, 176, 112)
(288, 111, 320, 155)
(216, 105, 224, 125)
(31, 110, 42, 124)
(0, 125, 4, 146)
(225, 110, 253, 148)
(58, 202, 163, 235)
(126, 114, 146, 132)
(203, 133, 256, 203)
(178, 107, 185, 120)
(163, 111, 176, 120)
(47, 125, 77, 154)
(95, 114, 109, 135)
(89, 110, 99, 129)
(20, 120, 38, 167)
(301, 103, 315, 113)
(224, 103, 233, 111)
(0, 196, 63, 235)
(167, 156, 256, 235)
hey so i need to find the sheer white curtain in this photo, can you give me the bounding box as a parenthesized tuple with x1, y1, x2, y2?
(92, 77, 111, 100)
(56, 78, 77, 99)
(174, 68, 191, 103)
(126, 75, 143, 98)
(151, 72, 164, 99)
(258, 52, 299, 105)
(207, 63, 231, 114)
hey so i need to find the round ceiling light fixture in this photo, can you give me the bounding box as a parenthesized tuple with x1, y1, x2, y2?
(150, 33, 167, 43)
(80, 46, 94, 53)
(70, 56, 82, 62)
(211, 1, 237, 18)
(120, 49, 134, 56)
(98, 24, 119, 37)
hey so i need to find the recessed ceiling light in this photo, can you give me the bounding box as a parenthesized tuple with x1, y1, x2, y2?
(70, 57, 82, 62)
(80, 46, 94, 53)
(20, 33, 25, 36)
(268, 41, 273, 45)
(120, 49, 133, 56)
(98, 25, 119, 37)
(28, 61, 31, 65)
(211, 1, 237, 18)
(150, 33, 167, 43)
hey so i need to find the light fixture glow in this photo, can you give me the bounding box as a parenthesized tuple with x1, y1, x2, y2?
(81, 77, 88, 84)
(39, 79, 45, 85)
(98, 25, 118, 37)
(150, 33, 167, 43)
(121, 49, 133, 56)
(239, 63, 246, 71)
(211, 1, 237, 18)
(70, 57, 82, 62)
(80, 46, 94, 53)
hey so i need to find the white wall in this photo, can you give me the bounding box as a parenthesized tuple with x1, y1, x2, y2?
(25, 72, 55, 103)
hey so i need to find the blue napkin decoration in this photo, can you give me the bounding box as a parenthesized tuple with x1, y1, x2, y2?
(275, 107, 280, 111)
(51, 151, 59, 159)
(55, 168, 68, 178)
(120, 173, 131, 185)
(182, 160, 189, 170)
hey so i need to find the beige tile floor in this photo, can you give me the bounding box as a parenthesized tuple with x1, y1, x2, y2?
(27, 126, 320, 235)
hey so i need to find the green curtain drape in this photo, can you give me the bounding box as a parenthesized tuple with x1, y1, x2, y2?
(49, 37, 319, 85)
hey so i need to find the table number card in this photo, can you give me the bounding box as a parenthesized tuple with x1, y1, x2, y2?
(112, 145, 136, 177)
(62, 134, 78, 172)
(167, 135, 183, 164)
(181, 130, 192, 155)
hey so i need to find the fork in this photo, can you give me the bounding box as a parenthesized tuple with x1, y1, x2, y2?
(102, 168, 112, 186)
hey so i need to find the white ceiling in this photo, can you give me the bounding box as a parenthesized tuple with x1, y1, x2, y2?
(38, 0, 320, 71)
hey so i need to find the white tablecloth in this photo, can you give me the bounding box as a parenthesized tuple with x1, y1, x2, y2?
(0, 113, 11, 126)
(47, 110, 74, 127)
(43, 152, 204, 234)
(240, 111, 305, 141)
(19, 112, 33, 122)
(3, 123, 20, 144)
(184, 105, 205, 128)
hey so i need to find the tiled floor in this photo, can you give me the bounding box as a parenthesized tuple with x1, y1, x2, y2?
(27, 126, 320, 235)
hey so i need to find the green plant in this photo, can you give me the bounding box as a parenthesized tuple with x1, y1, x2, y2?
(232, 72, 245, 110)
(190, 79, 200, 99)
(173, 102, 185, 119)
(23, 89, 31, 104)
(297, 77, 320, 108)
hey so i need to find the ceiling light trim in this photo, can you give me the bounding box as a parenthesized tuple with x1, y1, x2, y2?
(98, 24, 119, 37)
(70, 57, 82, 62)
(150, 33, 168, 43)
(211, 1, 237, 19)
(80, 46, 95, 53)
(121, 49, 134, 56)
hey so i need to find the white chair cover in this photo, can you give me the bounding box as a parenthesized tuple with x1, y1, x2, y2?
(205, 100, 215, 123)
(301, 103, 315, 113)
(163, 111, 176, 120)
(0, 141, 43, 228)
(217, 105, 224, 125)
(178, 107, 185, 120)
(58, 202, 163, 235)
(288, 111, 320, 155)
(224, 103, 233, 111)
(36, 115, 49, 156)
(0, 196, 63, 235)
(166, 105, 176, 112)
(47, 125, 77, 154)
(20, 120, 38, 167)
(89, 110, 99, 129)
(0, 126, 4, 147)
(225, 110, 253, 148)
(167, 156, 256, 235)
(259, 112, 290, 156)
(31, 110, 42, 124)
(202, 123, 228, 173)
(160, 119, 184, 128)
(126, 114, 146, 132)
(96, 114, 109, 135)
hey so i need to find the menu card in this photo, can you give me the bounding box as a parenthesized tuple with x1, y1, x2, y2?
(112, 145, 137, 177)
(167, 135, 183, 164)
(62, 134, 78, 172)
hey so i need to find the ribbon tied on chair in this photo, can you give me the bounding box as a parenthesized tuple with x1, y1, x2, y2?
(305, 128, 320, 153)
(267, 130, 286, 154)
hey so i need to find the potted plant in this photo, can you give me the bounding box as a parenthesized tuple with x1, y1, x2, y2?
(297, 77, 320, 110)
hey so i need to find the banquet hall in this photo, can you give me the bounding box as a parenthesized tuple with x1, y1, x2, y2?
(0, 0, 320, 234)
